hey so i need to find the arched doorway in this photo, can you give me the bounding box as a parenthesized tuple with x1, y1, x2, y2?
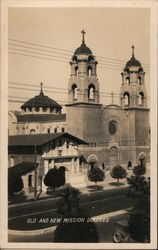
(87, 154, 98, 170)
(109, 147, 118, 168)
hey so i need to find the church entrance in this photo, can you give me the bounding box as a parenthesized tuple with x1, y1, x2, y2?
(109, 147, 118, 168)
(87, 154, 98, 170)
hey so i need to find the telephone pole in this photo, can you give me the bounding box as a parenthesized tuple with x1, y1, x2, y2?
(34, 144, 37, 201)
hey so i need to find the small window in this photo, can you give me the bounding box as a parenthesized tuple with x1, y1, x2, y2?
(30, 129, 35, 134)
(28, 107, 32, 112)
(47, 128, 50, 133)
(61, 127, 65, 133)
(35, 107, 40, 112)
(54, 128, 57, 133)
(66, 141, 69, 148)
(43, 107, 47, 112)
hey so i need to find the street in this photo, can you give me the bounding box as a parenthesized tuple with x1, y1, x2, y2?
(8, 187, 134, 231)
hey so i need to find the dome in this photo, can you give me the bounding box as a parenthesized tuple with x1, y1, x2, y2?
(74, 43, 92, 55)
(125, 45, 142, 68)
(125, 56, 141, 68)
(21, 88, 62, 110)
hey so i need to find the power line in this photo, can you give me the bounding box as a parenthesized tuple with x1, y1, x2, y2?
(9, 38, 150, 67)
(9, 46, 150, 72)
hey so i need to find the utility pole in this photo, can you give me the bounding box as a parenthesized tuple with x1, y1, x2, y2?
(34, 144, 37, 201)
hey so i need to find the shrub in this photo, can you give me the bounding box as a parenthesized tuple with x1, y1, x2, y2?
(87, 167, 105, 189)
(44, 166, 66, 193)
(8, 173, 24, 197)
(133, 164, 146, 176)
(110, 165, 127, 186)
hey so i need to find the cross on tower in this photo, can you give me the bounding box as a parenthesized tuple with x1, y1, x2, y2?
(131, 45, 135, 57)
(40, 82, 43, 95)
(81, 29, 86, 44)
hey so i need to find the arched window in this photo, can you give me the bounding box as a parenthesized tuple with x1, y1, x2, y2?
(126, 77, 130, 85)
(35, 107, 40, 112)
(87, 66, 92, 76)
(124, 92, 130, 106)
(30, 129, 35, 134)
(28, 107, 32, 112)
(71, 84, 78, 100)
(47, 128, 50, 133)
(10, 156, 15, 167)
(88, 84, 95, 100)
(138, 76, 141, 85)
(138, 92, 144, 106)
(54, 128, 57, 133)
(75, 66, 78, 76)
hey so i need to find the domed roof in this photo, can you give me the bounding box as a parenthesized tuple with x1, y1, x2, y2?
(21, 84, 62, 109)
(74, 43, 92, 55)
(126, 56, 141, 68)
(74, 29, 92, 56)
(125, 45, 142, 68)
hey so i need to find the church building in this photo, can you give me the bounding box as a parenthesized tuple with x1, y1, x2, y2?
(8, 31, 150, 183)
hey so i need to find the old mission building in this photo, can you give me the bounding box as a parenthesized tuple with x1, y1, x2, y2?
(8, 32, 150, 192)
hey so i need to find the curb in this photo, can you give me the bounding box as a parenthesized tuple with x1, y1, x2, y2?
(8, 208, 129, 237)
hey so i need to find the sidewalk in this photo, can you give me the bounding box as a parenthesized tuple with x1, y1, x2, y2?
(8, 168, 149, 207)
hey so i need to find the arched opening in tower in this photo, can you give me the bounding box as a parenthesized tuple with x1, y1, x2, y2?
(138, 92, 144, 106)
(88, 84, 95, 100)
(123, 92, 130, 106)
(71, 84, 78, 100)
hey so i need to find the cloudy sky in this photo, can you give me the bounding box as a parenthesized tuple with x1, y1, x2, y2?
(8, 7, 150, 111)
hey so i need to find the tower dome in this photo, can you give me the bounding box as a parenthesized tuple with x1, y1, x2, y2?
(74, 30, 92, 56)
(125, 45, 142, 69)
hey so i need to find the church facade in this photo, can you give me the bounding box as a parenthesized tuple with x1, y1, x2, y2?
(8, 31, 150, 174)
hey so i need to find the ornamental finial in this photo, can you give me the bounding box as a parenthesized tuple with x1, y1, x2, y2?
(81, 29, 86, 44)
(131, 45, 135, 57)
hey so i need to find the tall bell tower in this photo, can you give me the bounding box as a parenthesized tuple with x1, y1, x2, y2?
(66, 31, 102, 143)
(68, 30, 100, 104)
(120, 45, 147, 108)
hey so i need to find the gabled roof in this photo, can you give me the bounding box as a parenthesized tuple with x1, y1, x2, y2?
(8, 132, 87, 147)
(8, 161, 38, 177)
(17, 114, 66, 122)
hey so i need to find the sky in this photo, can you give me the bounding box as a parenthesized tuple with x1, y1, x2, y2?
(8, 7, 150, 112)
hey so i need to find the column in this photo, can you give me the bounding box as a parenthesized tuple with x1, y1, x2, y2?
(71, 158, 75, 174)
(42, 160, 49, 193)
(51, 159, 55, 168)
(76, 157, 80, 173)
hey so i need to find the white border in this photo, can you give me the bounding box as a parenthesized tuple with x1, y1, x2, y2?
(0, 0, 157, 249)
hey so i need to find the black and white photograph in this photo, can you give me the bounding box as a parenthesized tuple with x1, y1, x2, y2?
(0, 0, 157, 249)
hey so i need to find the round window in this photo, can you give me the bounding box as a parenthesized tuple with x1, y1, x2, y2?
(109, 122, 116, 135)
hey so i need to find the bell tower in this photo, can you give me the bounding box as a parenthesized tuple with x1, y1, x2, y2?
(120, 45, 147, 108)
(68, 30, 100, 104)
(66, 31, 102, 143)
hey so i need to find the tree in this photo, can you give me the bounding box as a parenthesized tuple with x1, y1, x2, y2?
(87, 167, 105, 190)
(43, 166, 66, 193)
(110, 165, 127, 186)
(54, 185, 99, 242)
(8, 173, 24, 197)
(133, 164, 146, 176)
(127, 170, 150, 242)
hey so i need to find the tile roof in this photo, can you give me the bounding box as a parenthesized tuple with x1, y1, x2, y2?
(8, 161, 38, 177)
(8, 132, 87, 147)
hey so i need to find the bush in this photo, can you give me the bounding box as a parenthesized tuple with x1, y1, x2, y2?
(44, 166, 66, 193)
(8, 173, 24, 197)
(133, 164, 146, 176)
(87, 167, 105, 189)
(110, 165, 127, 186)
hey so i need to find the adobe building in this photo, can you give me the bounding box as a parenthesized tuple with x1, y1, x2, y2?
(8, 132, 88, 192)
